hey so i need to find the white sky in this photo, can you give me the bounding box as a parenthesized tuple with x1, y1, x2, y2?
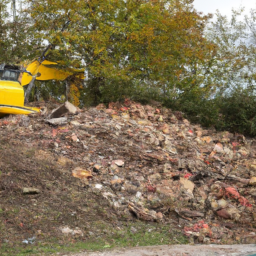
(193, 0, 255, 18)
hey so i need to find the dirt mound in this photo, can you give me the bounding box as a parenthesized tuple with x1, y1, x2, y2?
(1, 100, 256, 254)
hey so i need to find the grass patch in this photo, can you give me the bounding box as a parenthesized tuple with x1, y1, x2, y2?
(0, 223, 188, 256)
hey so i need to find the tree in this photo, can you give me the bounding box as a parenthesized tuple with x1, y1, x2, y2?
(0, 0, 10, 62)
(205, 9, 256, 95)
(0, 0, 39, 64)
(174, 8, 256, 134)
(23, 0, 214, 105)
(12, 0, 16, 21)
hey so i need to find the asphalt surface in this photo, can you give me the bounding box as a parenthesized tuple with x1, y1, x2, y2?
(63, 244, 256, 256)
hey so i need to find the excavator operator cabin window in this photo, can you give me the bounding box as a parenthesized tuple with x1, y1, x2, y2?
(0, 70, 19, 82)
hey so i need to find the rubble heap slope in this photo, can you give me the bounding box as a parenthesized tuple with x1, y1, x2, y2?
(1, 100, 256, 252)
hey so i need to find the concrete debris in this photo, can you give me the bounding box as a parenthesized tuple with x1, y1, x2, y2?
(60, 226, 84, 236)
(72, 167, 92, 180)
(2, 98, 256, 244)
(114, 160, 124, 167)
(23, 188, 40, 194)
(48, 101, 78, 119)
(128, 202, 158, 221)
(45, 117, 68, 126)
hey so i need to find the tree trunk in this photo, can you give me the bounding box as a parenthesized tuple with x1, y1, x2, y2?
(12, 0, 16, 21)
(65, 79, 70, 101)
(89, 77, 103, 105)
(24, 76, 36, 104)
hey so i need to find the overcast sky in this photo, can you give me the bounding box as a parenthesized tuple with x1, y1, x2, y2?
(193, 0, 255, 18)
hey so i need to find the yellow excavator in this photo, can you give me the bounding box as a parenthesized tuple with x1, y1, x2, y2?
(0, 60, 84, 116)
(0, 64, 40, 115)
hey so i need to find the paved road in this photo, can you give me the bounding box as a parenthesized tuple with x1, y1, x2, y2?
(60, 244, 256, 256)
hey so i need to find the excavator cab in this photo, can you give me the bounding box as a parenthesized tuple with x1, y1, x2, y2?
(0, 64, 40, 115)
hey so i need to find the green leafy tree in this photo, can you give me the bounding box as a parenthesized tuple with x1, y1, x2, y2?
(23, 0, 215, 105)
(0, 0, 39, 64)
(0, 0, 11, 62)
(205, 9, 256, 95)
(174, 8, 256, 135)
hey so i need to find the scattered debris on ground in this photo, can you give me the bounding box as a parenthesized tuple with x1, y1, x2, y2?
(1, 99, 256, 254)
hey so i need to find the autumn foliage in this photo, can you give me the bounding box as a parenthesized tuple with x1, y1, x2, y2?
(20, 0, 215, 104)
(2, 1, 256, 135)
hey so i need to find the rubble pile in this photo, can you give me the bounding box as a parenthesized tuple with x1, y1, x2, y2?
(1, 99, 256, 245)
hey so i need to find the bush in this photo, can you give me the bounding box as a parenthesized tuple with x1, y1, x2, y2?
(164, 90, 220, 128)
(164, 88, 256, 137)
(217, 88, 256, 136)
